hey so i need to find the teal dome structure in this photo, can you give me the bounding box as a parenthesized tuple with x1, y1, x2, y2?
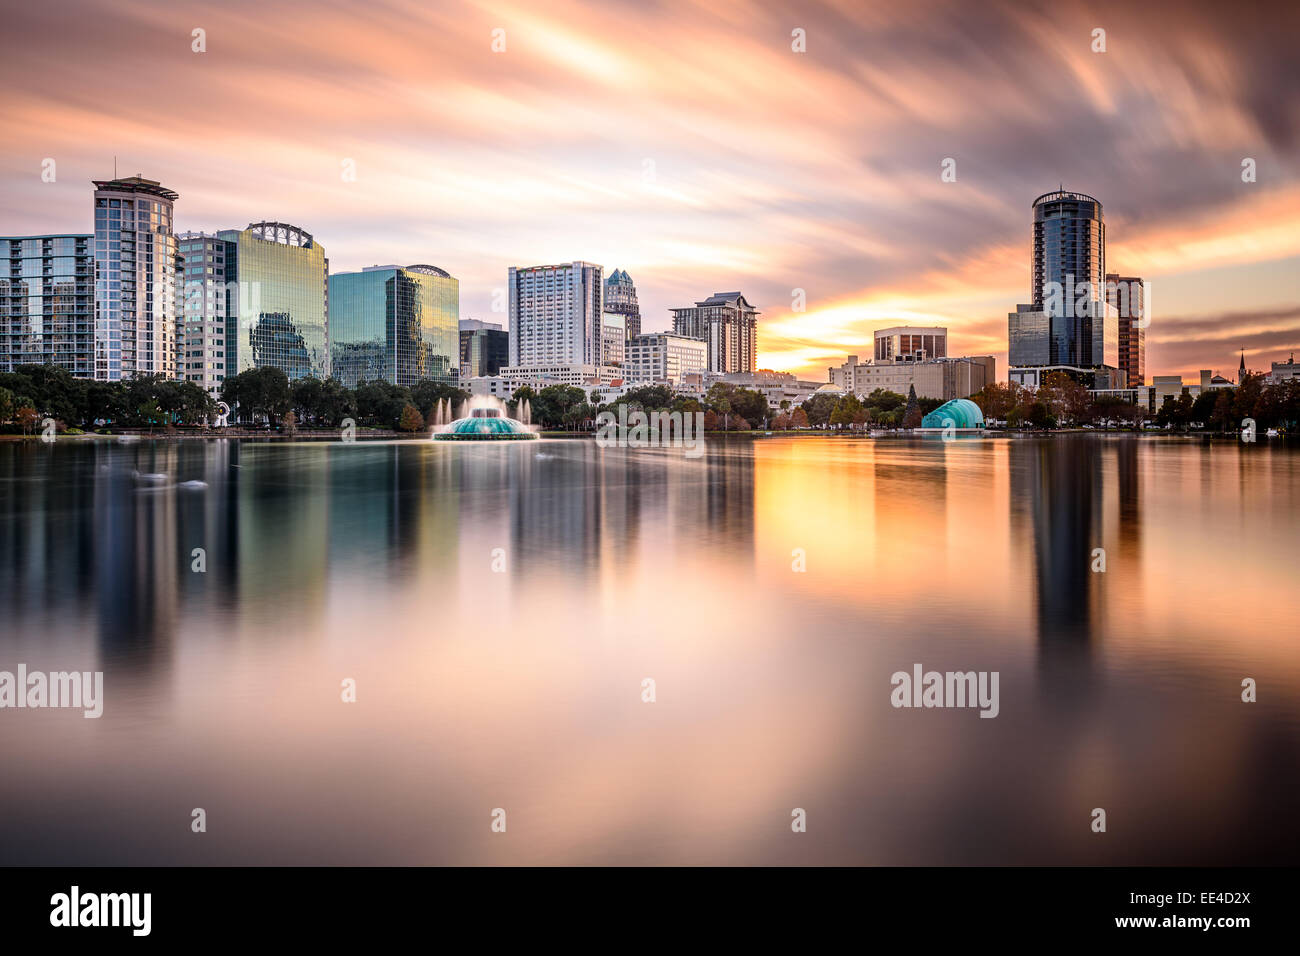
(921, 398, 984, 430)
(434, 407, 538, 441)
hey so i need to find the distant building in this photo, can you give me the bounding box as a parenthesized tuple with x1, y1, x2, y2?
(508, 261, 603, 368)
(216, 222, 328, 381)
(601, 311, 626, 367)
(828, 329, 993, 401)
(1010, 365, 1126, 390)
(176, 231, 236, 395)
(498, 363, 622, 387)
(670, 291, 758, 373)
(852, 356, 996, 401)
(329, 264, 459, 387)
(1106, 273, 1146, 386)
(874, 326, 947, 362)
(1010, 190, 1121, 385)
(1269, 354, 1299, 385)
(604, 268, 641, 340)
(710, 369, 824, 408)
(625, 333, 707, 385)
(0, 234, 94, 377)
(92, 175, 181, 381)
(459, 318, 508, 379)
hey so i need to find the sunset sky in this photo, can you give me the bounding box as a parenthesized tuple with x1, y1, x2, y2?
(3, 0, 1297, 381)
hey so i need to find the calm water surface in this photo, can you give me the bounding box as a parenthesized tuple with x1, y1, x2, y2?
(1, 434, 1297, 864)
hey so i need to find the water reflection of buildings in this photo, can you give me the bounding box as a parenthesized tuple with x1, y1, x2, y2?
(1011, 436, 1102, 653)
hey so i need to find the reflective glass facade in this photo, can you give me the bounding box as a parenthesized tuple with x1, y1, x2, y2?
(329, 265, 458, 388)
(92, 177, 180, 381)
(459, 325, 508, 378)
(1031, 191, 1105, 367)
(1008, 305, 1050, 367)
(1, 235, 94, 375)
(217, 222, 327, 380)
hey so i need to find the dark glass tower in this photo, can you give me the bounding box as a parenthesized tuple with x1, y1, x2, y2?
(1031, 191, 1110, 368)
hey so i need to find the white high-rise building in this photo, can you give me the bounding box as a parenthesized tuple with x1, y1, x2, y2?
(92, 175, 180, 381)
(508, 261, 603, 368)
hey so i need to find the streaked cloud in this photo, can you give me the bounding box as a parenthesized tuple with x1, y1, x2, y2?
(0, 0, 1296, 381)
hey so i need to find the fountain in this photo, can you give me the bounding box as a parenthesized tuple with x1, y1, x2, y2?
(432, 395, 539, 441)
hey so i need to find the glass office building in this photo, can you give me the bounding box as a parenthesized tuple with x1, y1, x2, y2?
(0, 234, 94, 376)
(459, 319, 508, 378)
(1031, 190, 1107, 368)
(92, 176, 181, 381)
(329, 264, 459, 388)
(216, 222, 328, 380)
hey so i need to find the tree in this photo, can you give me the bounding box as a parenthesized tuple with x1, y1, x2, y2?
(398, 404, 425, 432)
(530, 384, 587, 428)
(831, 393, 867, 430)
(0, 386, 13, 424)
(354, 379, 412, 429)
(223, 366, 292, 426)
(282, 409, 297, 435)
(901, 385, 922, 429)
(16, 405, 40, 435)
(790, 407, 809, 429)
(800, 392, 839, 428)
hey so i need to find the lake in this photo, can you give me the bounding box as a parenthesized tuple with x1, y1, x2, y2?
(1, 434, 1296, 864)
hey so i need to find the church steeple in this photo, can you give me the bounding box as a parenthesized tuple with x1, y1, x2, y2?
(1238, 349, 1246, 384)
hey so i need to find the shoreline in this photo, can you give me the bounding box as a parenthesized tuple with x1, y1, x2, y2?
(2, 428, 1285, 443)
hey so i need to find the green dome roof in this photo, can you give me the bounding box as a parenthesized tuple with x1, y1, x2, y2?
(921, 399, 984, 429)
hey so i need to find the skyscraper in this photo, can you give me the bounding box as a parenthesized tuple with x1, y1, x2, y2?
(92, 176, 181, 381)
(670, 292, 759, 373)
(216, 221, 328, 380)
(507, 261, 603, 367)
(0, 234, 94, 376)
(1029, 190, 1111, 369)
(176, 232, 236, 395)
(1106, 273, 1145, 387)
(329, 264, 459, 388)
(604, 268, 640, 340)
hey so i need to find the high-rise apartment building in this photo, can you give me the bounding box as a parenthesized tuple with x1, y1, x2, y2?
(1106, 273, 1145, 386)
(507, 261, 603, 367)
(328, 264, 458, 388)
(604, 268, 640, 340)
(92, 176, 181, 381)
(176, 232, 236, 395)
(670, 291, 758, 373)
(216, 221, 328, 380)
(0, 234, 94, 376)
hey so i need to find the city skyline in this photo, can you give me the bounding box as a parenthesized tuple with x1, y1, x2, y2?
(2, 0, 1297, 383)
